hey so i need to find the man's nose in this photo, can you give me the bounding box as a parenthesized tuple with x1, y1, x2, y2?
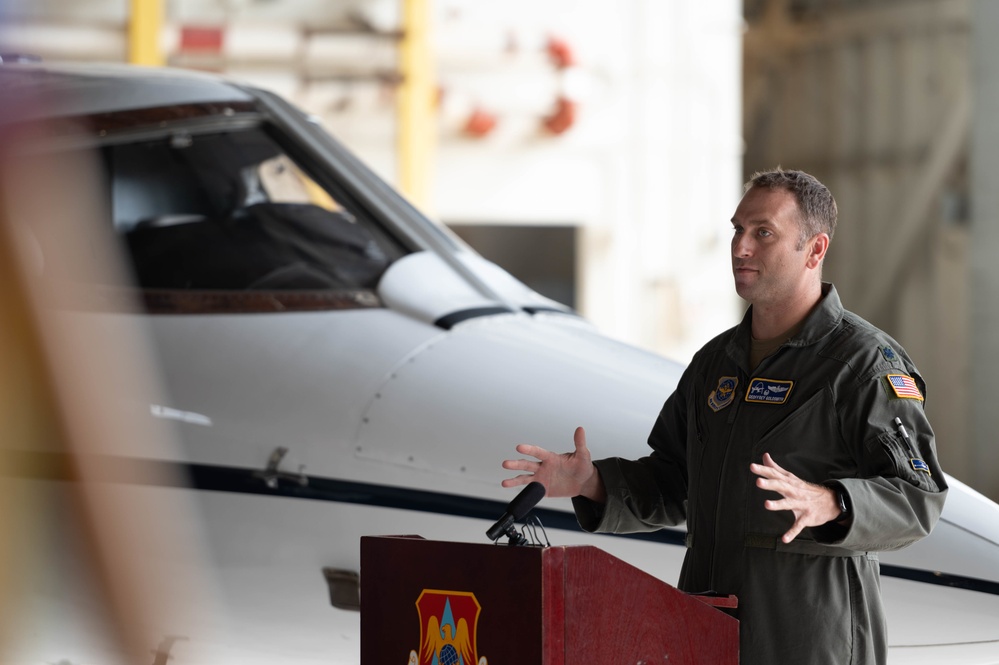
(733, 234, 753, 258)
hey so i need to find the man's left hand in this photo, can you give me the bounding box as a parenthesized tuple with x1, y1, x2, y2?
(750, 453, 842, 543)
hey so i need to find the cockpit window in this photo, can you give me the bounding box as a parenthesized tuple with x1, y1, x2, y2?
(110, 125, 403, 297)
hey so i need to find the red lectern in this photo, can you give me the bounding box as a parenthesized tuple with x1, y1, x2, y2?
(361, 535, 738, 665)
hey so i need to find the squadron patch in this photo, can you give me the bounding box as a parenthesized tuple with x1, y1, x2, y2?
(886, 374, 924, 401)
(415, 590, 485, 665)
(745, 378, 794, 404)
(707, 376, 738, 412)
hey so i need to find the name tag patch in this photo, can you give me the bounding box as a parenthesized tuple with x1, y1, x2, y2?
(745, 378, 794, 404)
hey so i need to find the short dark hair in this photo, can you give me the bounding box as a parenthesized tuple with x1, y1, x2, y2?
(746, 168, 837, 248)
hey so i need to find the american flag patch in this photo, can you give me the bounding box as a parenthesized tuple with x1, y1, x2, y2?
(887, 374, 923, 401)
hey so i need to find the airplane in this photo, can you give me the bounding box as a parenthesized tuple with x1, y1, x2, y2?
(1, 60, 998, 664)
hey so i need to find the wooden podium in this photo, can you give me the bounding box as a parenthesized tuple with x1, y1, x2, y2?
(361, 535, 738, 664)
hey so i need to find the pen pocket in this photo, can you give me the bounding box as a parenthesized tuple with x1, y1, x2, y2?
(875, 431, 938, 492)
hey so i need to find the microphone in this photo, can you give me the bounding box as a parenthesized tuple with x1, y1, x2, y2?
(486, 481, 546, 544)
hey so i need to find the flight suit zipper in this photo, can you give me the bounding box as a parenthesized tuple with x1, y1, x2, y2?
(707, 372, 745, 591)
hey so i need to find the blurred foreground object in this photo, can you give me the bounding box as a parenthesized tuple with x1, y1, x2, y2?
(0, 83, 218, 664)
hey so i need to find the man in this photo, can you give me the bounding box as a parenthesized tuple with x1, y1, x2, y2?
(501, 169, 947, 664)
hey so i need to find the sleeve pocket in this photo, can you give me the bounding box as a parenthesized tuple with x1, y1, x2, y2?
(870, 430, 940, 492)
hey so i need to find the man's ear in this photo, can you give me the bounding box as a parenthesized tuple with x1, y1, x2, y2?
(805, 233, 830, 269)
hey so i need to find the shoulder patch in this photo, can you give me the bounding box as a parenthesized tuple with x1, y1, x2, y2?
(885, 373, 924, 401)
(708, 376, 738, 412)
(880, 345, 897, 362)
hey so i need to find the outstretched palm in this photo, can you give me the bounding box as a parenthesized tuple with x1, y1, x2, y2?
(501, 426, 600, 499)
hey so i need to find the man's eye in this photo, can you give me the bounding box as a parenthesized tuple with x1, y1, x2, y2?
(758, 229, 772, 238)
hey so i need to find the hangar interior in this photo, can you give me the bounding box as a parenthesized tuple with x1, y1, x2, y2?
(1, 0, 996, 501)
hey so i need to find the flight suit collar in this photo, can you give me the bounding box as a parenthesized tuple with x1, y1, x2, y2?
(726, 282, 844, 371)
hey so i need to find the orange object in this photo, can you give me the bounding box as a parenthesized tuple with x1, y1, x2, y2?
(464, 107, 498, 138)
(542, 96, 576, 135)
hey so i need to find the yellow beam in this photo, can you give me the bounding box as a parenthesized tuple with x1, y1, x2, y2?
(397, 0, 436, 211)
(128, 0, 165, 66)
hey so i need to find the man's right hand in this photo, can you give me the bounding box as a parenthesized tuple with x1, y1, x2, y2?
(501, 426, 607, 502)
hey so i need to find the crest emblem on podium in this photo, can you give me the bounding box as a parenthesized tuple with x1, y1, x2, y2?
(413, 589, 486, 665)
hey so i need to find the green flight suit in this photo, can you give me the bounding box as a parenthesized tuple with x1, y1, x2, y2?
(573, 284, 947, 664)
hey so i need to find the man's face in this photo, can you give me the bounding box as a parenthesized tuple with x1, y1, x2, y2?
(730, 186, 817, 307)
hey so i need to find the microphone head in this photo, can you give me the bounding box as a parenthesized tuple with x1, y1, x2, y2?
(508, 481, 546, 519)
